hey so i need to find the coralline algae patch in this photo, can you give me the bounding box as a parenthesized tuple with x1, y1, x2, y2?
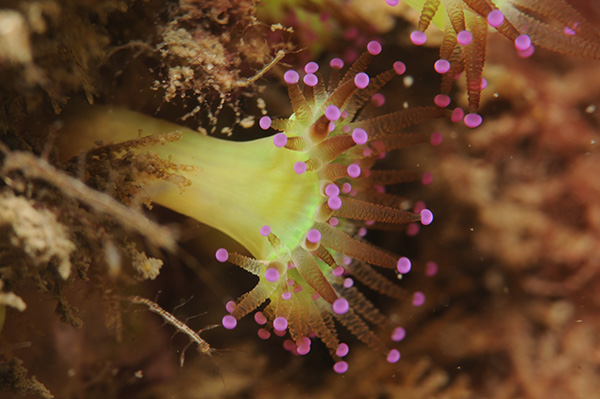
(212, 41, 446, 373)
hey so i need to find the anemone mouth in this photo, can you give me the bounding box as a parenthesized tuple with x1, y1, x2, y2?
(216, 46, 447, 371)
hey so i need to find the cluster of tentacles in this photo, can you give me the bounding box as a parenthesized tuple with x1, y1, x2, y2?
(217, 43, 447, 373)
(399, 0, 600, 126)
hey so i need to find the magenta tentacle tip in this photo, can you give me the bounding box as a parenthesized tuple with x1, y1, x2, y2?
(434, 59, 450, 74)
(215, 248, 229, 262)
(425, 261, 439, 277)
(330, 57, 344, 69)
(282, 291, 292, 300)
(225, 300, 236, 313)
(457, 30, 473, 45)
(258, 328, 271, 340)
(222, 314, 237, 330)
(430, 131, 443, 146)
(333, 298, 349, 315)
(332, 266, 344, 276)
(304, 61, 319, 74)
(434, 94, 451, 108)
(422, 171, 433, 185)
(328, 196, 342, 210)
(354, 72, 370, 89)
(259, 115, 271, 130)
(336, 343, 349, 357)
(254, 311, 267, 325)
(451, 107, 465, 123)
(306, 228, 322, 244)
(265, 267, 280, 282)
(397, 256, 411, 274)
(347, 163, 361, 178)
(303, 73, 318, 87)
(371, 93, 385, 107)
(385, 0, 399, 5)
(464, 113, 483, 128)
(420, 209, 434, 225)
(352, 128, 368, 145)
(387, 349, 401, 363)
(325, 105, 341, 121)
(283, 69, 299, 84)
(273, 316, 288, 331)
(518, 45, 535, 58)
(410, 31, 427, 45)
(367, 40, 382, 55)
(325, 183, 340, 198)
(412, 291, 426, 306)
(488, 10, 504, 27)
(514, 34, 532, 51)
(343, 277, 354, 288)
(333, 361, 349, 374)
(329, 217, 339, 226)
(294, 161, 308, 174)
(393, 61, 406, 75)
(273, 133, 288, 147)
(391, 326, 406, 342)
(260, 225, 271, 237)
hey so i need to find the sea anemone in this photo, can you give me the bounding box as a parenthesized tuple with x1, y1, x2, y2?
(58, 44, 446, 373)
(400, 0, 600, 126)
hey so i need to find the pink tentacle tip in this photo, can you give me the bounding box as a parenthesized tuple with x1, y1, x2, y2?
(487, 10, 504, 27)
(393, 61, 406, 75)
(306, 228, 322, 244)
(325, 183, 340, 197)
(391, 326, 406, 342)
(258, 328, 271, 340)
(410, 31, 427, 45)
(422, 171, 433, 185)
(304, 61, 319, 74)
(222, 314, 237, 330)
(354, 72, 370, 89)
(259, 116, 271, 130)
(264, 267, 280, 282)
(396, 256, 411, 274)
(303, 73, 318, 87)
(332, 266, 345, 276)
(328, 196, 342, 210)
(451, 107, 464, 123)
(325, 105, 341, 121)
(254, 311, 267, 325)
(343, 277, 354, 288)
(273, 133, 288, 148)
(514, 34, 532, 51)
(333, 298, 349, 315)
(215, 248, 229, 262)
(464, 113, 483, 128)
(333, 361, 349, 374)
(434, 94, 451, 108)
(385, 0, 399, 5)
(367, 40, 382, 55)
(347, 163, 361, 178)
(457, 30, 473, 45)
(283, 69, 299, 84)
(371, 93, 385, 107)
(518, 45, 535, 58)
(430, 131, 443, 146)
(425, 261, 439, 277)
(336, 343, 350, 357)
(387, 349, 401, 363)
(420, 209, 434, 225)
(282, 291, 292, 300)
(260, 225, 271, 237)
(294, 161, 308, 174)
(352, 128, 368, 145)
(412, 291, 426, 307)
(330, 57, 344, 69)
(225, 300, 236, 313)
(273, 316, 288, 331)
(434, 59, 450, 74)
